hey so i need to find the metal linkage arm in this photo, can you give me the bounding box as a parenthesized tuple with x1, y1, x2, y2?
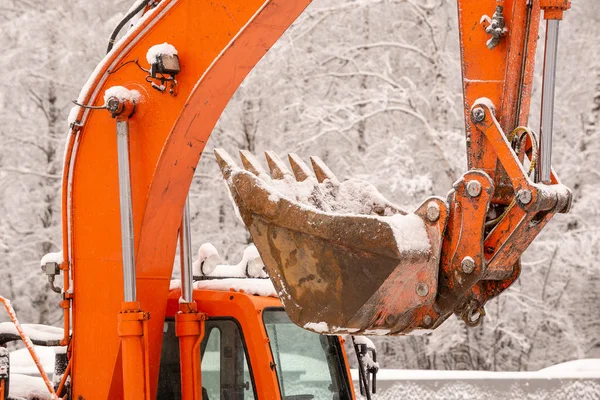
(470, 99, 571, 282)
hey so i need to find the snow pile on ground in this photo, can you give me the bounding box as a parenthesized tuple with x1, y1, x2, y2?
(369, 381, 600, 400)
(9, 374, 54, 400)
(8, 346, 57, 399)
(9, 346, 56, 376)
(351, 360, 600, 399)
(540, 358, 600, 378)
(352, 359, 600, 381)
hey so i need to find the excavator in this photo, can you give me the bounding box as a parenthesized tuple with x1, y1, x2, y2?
(0, 0, 573, 398)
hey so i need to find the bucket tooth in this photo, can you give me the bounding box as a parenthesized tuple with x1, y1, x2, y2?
(264, 151, 291, 180)
(310, 156, 339, 184)
(213, 148, 239, 180)
(239, 150, 266, 176)
(288, 153, 314, 182)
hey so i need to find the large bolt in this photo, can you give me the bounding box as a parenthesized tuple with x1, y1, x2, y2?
(106, 97, 126, 118)
(106, 97, 121, 113)
(517, 189, 532, 205)
(461, 256, 476, 274)
(471, 107, 486, 123)
(385, 314, 397, 325)
(416, 282, 429, 297)
(466, 180, 482, 198)
(426, 201, 440, 222)
(423, 315, 432, 327)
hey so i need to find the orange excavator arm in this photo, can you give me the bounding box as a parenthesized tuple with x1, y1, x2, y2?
(51, 0, 571, 399)
(63, 1, 314, 398)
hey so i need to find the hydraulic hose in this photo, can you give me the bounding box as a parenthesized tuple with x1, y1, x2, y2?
(106, 0, 152, 53)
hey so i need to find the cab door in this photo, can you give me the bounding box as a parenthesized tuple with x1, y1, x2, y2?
(200, 319, 257, 400)
(158, 317, 259, 400)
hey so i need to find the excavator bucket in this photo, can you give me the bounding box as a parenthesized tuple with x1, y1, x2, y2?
(215, 149, 449, 334)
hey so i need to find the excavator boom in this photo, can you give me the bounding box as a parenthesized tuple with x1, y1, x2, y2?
(1, 0, 573, 399)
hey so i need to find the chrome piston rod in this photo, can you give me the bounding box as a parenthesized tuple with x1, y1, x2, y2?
(179, 197, 194, 303)
(116, 119, 137, 302)
(538, 19, 560, 184)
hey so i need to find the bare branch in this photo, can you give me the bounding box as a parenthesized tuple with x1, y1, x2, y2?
(1, 167, 61, 180)
(353, 41, 435, 64)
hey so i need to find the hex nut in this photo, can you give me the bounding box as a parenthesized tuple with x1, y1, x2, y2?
(466, 180, 482, 198)
(426, 201, 441, 222)
(471, 107, 486, 123)
(416, 282, 429, 297)
(461, 256, 476, 274)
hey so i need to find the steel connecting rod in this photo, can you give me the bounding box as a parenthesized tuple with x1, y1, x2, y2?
(106, 91, 149, 400)
(537, 0, 570, 183)
(115, 109, 137, 302)
(538, 19, 560, 184)
(180, 197, 194, 303)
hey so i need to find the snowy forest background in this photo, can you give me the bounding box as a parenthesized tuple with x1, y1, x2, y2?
(0, 0, 598, 372)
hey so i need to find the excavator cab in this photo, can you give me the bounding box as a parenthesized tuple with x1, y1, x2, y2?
(158, 279, 356, 400)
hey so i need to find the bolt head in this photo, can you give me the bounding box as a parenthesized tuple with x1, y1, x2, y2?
(423, 315, 432, 326)
(461, 256, 476, 274)
(466, 180, 482, 198)
(517, 189, 532, 205)
(426, 201, 441, 222)
(416, 282, 429, 297)
(106, 97, 121, 112)
(385, 314, 397, 325)
(471, 107, 486, 123)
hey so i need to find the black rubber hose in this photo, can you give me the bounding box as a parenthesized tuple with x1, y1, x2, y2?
(106, 0, 152, 54)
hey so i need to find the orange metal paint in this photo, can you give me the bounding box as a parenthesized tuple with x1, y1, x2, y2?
(540, 0, 571, 19)
(65, 1, 313, 398)
(471, 102, 571, 280)
(167, 289, 284, 399)
(338, 336, 358, 399)
(117, 301, 149, 400)
(500, 0, 540, 131)
(165, 287, 355, 399)
(175, 302, 205, 400)
(458, 0, 511, 177)
(459, 0, 538, 203)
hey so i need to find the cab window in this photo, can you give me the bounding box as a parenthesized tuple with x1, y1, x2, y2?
(201, 319, 257, 400)
(158, 318, 257, 400)
(262, 308, 352, 400)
